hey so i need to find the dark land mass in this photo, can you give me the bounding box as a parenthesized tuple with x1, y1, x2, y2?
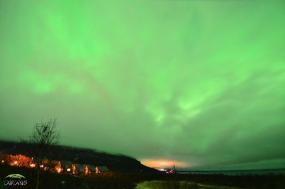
(1, 140, 285, 189)
(0, 165, 285, 189)
(0, 140, 156, 173)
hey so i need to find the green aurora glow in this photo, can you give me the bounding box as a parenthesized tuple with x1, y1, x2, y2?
(0, 0, 285, 169)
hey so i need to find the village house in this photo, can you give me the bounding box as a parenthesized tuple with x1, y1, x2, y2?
(96, 165, 109, 174)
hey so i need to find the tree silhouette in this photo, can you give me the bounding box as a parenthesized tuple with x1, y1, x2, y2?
(30, 119, 59, 189)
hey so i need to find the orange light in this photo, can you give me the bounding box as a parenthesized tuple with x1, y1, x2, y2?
(30, 163, 36, 168)
(55, 167, 62, 173)
(141, 159, 188, 169)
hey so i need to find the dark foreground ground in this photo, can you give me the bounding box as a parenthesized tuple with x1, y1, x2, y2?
(0, 165, 284, 189)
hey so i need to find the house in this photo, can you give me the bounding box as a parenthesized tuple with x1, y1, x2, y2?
(61, 161, 74, 174)
(0, 154, 33, 167)
(95, 166, 109, 174)
(71, 164, 90, 175)
(49, 160, 63, 173)
(87, 164, 96, 174)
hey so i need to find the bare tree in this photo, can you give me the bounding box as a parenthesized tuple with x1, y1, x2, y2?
(30, 119, 59, 189)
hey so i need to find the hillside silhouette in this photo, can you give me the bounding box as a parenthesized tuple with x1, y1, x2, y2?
(0, 140, 157, 173)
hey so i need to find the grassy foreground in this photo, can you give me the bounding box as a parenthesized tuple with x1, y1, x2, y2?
(135, 180, 243, 189)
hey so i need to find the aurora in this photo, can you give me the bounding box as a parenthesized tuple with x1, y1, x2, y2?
(0, 0, 285, 170)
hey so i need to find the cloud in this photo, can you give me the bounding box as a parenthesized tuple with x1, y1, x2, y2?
(0, 0, 285, 169)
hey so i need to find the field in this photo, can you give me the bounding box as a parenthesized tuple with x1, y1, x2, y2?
(1, 165, 285, 189)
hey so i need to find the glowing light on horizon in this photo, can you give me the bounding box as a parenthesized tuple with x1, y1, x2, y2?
(142, 159, 188, 169)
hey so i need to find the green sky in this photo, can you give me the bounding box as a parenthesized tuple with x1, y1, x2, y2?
(0, 0, 285, 169)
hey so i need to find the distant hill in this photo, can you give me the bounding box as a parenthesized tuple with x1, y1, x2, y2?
(0, 140, 157, 173)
